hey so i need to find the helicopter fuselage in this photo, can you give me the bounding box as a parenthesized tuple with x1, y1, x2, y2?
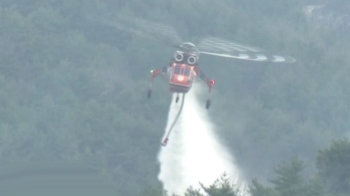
(167, 63, 196, 93)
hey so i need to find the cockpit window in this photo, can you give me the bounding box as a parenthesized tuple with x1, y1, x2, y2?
(174, 66, 181, 74)
(184, 68, 191, 76)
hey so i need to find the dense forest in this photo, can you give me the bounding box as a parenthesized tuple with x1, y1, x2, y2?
(0, 0, 350, 195)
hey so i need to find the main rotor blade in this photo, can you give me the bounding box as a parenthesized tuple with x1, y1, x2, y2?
(197, 36, 295, 63)
(119, 15, 183, 44)
(87, 14, 183, 48)
(199, 51, 296, 63)
(197, 36, 262, 53)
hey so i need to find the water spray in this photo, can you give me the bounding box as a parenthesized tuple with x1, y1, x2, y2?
(157, 85, 248, 195)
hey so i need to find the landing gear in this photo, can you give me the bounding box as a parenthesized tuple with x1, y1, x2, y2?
(202, 78, 214, 109)
(206, 84, 212, 109)
(147, 89, 152, 98)
(206, 99, 211, 109)
(148, 68, 162, 99)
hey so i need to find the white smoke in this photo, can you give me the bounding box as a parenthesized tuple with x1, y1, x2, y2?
(157, 85, 248, 195)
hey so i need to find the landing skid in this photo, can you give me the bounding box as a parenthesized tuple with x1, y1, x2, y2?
(206, 99, 211, 109)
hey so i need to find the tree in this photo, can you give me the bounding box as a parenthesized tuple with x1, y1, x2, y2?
(250, 158, 328, 196)
(184, 187, 205, 196)
(199, 173, 241, 196)
(316, 138, 350, 194)
(249, 179, 277, 196)
(269, 158, 305, 196)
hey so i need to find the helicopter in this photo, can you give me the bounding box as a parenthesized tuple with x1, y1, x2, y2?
(148, 41, 216, 109)
(88, 15, 295, 109)
(88, 15, 296, 146)
(146, 38, 294, 110)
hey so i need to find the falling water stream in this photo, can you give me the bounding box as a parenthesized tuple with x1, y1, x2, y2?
(157, 85, 248, 195)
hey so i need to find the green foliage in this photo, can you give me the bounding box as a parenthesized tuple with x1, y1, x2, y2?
(304, 177, 328, 196)
(317, 138, 350, 194)
(200, 173, 241, 196)
(269, 158, 305, 196)
(250, 158, 329, 196)
(250, 179, 277, 196)
(143, 174, 242, 196)
(0, 0, 350, 195)
(184, 187, 205, 196)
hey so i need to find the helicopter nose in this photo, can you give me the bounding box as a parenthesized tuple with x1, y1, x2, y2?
(177, 75, 184, 81)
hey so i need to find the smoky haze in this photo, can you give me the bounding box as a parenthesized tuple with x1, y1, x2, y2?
(0, 161, 117, 196)
(0, 0, 350, 195)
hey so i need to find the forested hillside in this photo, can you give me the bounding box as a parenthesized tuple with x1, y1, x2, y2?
(0, 0, 350, 195)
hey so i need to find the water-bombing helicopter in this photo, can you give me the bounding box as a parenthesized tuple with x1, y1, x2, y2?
(149, 41, 216, 110)
(89, 15, 296, 146)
